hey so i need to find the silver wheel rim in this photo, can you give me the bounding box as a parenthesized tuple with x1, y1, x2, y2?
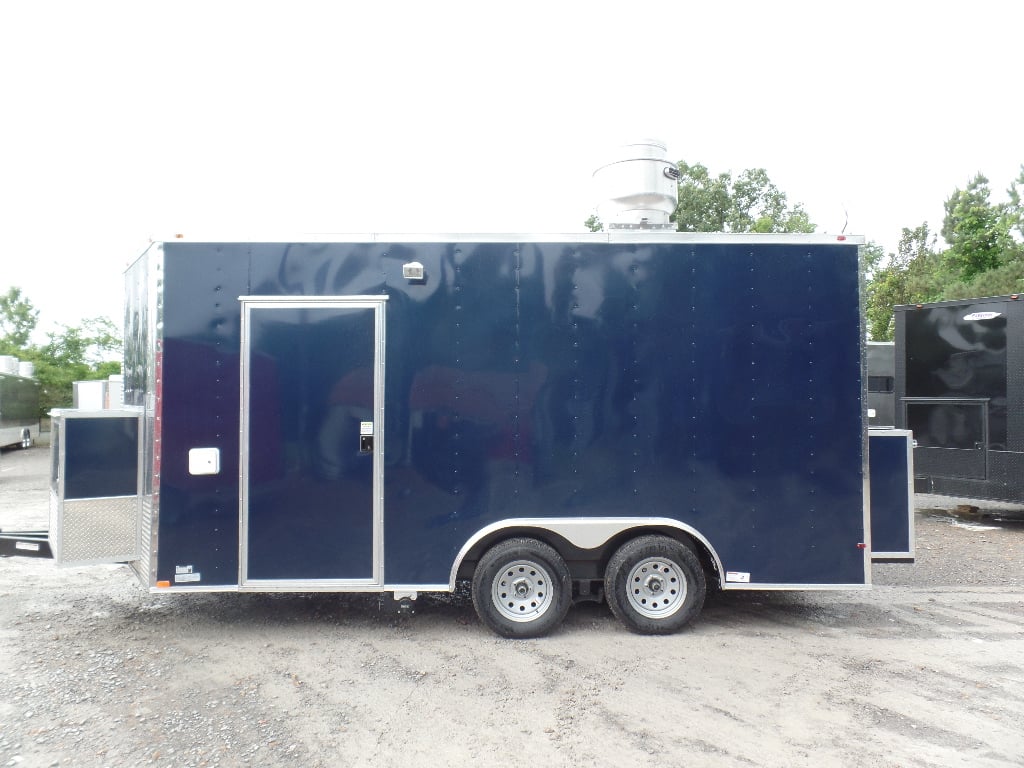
(626, 556, 686, 619)
(491, 559, 554, 622)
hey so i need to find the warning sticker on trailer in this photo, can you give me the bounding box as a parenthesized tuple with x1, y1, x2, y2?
(175, 565, 200, 582)
(725, 571, 751, 583)
(360, 421, 374, 436)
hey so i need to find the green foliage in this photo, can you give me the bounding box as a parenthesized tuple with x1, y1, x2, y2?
(1006, 165, 1024, 240)
(584, 161, 814, 234)
(941, 174, 1011, 281)
(939, 259, 1024, 301)
(863, 225, 943, 340)
(0, 290, 121, 416)
(864, 166, 1024, 339)
(672, 162, 815, 233)
(0, 287, 40, 352)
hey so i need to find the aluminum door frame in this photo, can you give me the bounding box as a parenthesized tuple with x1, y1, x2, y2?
(238, 295, 387, 591)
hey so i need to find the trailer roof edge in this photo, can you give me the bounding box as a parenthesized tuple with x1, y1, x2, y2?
(148, 232, 866, 246)
(894, 294, 1021, 311)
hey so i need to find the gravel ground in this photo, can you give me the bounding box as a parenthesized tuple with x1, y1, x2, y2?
(1, 444, 1023, 768)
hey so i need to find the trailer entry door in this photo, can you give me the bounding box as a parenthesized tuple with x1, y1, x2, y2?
(240, 296, 386, 588)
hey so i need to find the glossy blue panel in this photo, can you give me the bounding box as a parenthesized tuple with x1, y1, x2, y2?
(869, 433, 912, 555)
(246, 305, 376, 580)
(156, 243, 249, 585)
(152, 239, 864, 588)
(63, 417, 138, 500)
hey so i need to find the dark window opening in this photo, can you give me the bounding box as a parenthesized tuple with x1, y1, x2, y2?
(868, 375, 894, 394)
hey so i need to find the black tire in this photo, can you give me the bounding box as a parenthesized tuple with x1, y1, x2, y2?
(471, 537, 572, 638)
(604, 535, 706, 635)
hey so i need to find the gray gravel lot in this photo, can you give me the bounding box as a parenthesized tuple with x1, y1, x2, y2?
(1, 444, 1023, 767)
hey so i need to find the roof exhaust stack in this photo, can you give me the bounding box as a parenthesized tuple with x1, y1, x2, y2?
(592, 139, 680, 230)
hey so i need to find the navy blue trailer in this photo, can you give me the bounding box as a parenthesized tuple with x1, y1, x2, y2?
(39, 233, 872, 637)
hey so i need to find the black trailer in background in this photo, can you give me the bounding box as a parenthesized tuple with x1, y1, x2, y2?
(894, 295, 1024, 502)
(0, 370, 40, 449)
(867, 342, 895, 428)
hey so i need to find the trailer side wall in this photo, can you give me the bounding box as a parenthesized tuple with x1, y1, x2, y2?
(145, 240, 865, 589)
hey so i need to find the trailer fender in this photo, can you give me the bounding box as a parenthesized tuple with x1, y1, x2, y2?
(449, 517, 724, 590)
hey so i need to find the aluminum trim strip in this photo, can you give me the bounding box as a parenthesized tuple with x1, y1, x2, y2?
(448, 517, 726, 589)
(374, 299, 386, 586)
(894, 294, 1019, 311)
(859, 247, 872, 587)
(721, 583, 871, 591)
(905, 428, 916, 559)
(871, 553, 915, 560)
(384, 584, 449, 592)
(156, 233, 865, 246)
(241, 579, 378, 590)
(147, 242, 164, 589)
(236, 295, 390, 306)
(49, 408, 144, 419)
(149, 583, 453, 594)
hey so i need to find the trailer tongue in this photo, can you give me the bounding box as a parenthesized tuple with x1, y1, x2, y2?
(0, 530, 52, 559)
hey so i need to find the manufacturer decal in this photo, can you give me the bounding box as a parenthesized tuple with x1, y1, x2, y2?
(725, 571, 751, 583)
(963, 311, 1002, 321)
(15, 541, 40, 552)
(175, 573, 201, 583)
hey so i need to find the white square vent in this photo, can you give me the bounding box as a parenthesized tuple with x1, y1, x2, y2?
(188, 447, 221, 476)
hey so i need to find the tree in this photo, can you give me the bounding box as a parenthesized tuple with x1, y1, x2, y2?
(941, 174, 1011, 282)
(864, 166, 1024, 340)
(670, 162, 732, 232)
(0, 288, 121, 416)
(30, 317, 122, 413)
(585, 161, 815, 234)
(0, 287, 40, 352)
(863, 224, 942, 340)
(1004, 165, 1024, 241)
(672, 162, 815, 233)
(41, 317, 120, 369)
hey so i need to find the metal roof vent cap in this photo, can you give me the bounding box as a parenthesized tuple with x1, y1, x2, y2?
(593, 139, 679, 230)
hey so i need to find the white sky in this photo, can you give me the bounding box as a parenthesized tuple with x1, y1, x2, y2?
(1, 1, 1021, 334)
